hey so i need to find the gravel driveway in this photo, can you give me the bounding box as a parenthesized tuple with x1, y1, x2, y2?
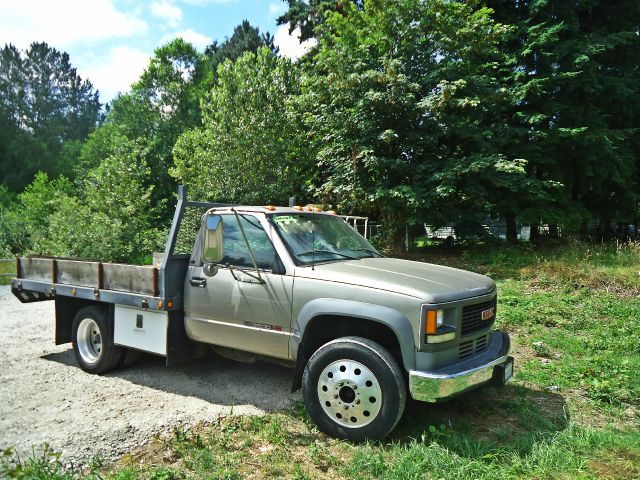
(0, 286, 297, 465)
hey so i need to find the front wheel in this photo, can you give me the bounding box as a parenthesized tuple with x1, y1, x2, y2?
(72, 306, 123, 374)
(302, 336, 406, 441)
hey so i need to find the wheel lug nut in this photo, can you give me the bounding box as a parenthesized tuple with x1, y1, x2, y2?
(352, 385, 357, 390)
(333, 394, 338, 399)
(356, 400, 360, 404)
(338, 382, 344, 386)
(344, 406, 348, 410)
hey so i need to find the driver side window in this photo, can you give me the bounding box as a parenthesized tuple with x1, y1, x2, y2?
(219, 214, 276, 270)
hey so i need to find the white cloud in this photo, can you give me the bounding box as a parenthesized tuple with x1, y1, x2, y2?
(274, 24, 316, 60)
(269, 2, 286, 17)
(0, 0, 147, 49)
(161, 29, 213, 50)
(80, 46, 150, 103)
(150, 0, 183, 28)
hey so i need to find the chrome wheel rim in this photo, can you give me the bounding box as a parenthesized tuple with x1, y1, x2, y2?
(77, 318, 102, 364)
(317, 359, 382, 428)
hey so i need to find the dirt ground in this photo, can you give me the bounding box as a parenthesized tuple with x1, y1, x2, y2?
(0, 286, 297, 466)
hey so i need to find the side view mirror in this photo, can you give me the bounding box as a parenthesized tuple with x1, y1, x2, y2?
(202, 214, 223, 265)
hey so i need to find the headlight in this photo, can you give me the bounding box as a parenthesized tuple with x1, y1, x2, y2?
(423, 307, 456, 343)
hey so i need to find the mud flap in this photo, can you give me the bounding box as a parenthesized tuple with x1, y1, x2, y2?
(165, 310, 208, 367)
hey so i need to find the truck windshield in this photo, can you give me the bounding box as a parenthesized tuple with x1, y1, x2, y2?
(270, 213, 382, 266)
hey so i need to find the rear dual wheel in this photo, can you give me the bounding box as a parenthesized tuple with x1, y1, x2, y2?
(72, 306, 122, 374)
(302, 336, 406, 441)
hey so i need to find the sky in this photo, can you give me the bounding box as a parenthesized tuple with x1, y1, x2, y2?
(0, 0, 314, 103)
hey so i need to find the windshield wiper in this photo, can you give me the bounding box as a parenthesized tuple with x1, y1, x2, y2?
(347, 248, 384, 258)
(238, 213, 264, 231)
(297, 250, 358, 260)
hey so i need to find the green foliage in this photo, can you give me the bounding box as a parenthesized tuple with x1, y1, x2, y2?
(44, 139, 166, 262)
(277, 0, 364, 42)
(0, 172, 75, 256)
(196, 20, 277, 93)
(172, 47, 312, 204)
(487, 0, 640, 228)
(299, 0, 557, 247)
(0, 444, 102, 480)
(0, 43, 101, 192)
(77, 39, 204, 206)
(0, 147, 164, 263)
(3, 4, 640, 257)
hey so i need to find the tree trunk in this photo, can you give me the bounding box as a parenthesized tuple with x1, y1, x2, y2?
(549, 224, 559, 238)
(505, 214, 518, 244)
(530, 224, 540, 242)
(579, 220, 589, 241)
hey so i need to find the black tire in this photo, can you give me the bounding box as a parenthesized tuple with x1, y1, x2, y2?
(302, 336, 406, 441)
(71, 306, 123, 374)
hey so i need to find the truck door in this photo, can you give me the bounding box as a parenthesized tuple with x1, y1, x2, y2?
(184, 213, 293, 359)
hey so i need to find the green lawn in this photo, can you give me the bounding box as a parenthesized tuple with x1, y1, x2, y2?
(2, 242, 639, 479)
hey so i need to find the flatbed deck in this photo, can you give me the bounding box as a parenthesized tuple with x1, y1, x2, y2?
(13, 256, 167, 310)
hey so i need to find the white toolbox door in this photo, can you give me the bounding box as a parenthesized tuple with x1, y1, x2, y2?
(114, 305, 168, 355)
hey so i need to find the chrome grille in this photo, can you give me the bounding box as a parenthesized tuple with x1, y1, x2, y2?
(461, 297, 497, 336)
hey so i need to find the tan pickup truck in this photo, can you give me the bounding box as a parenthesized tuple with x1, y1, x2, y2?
(12, 186, 513, 440)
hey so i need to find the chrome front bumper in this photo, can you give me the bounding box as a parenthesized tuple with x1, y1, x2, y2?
(409, 331, 513, 402)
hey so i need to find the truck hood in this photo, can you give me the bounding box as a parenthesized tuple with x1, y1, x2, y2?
(294, 257, 495, 303)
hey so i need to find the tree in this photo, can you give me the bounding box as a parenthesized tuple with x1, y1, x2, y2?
(0, 43, 101, 192)
(300, 0, 555, 247)
(78, 23, 276, 214)
(44, 138, 165, 262)
(0, 172, 75, 255)
(76, 39, 204, 209)
(172, 47, 312, 204)
(277, 0, 364, 42)
(487, 0, 640, 236)
(196, 20, 277, 94)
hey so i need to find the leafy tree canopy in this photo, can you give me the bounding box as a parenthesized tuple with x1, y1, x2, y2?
(196, 20, 277, 93)
(172, 47, 312, 205)
(277, 0, 364, 42)
(0, 42, 101, 192)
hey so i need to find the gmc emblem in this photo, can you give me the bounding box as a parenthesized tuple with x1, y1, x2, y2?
(481, 307, 495, 321)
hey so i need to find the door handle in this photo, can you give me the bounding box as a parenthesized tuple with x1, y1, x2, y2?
(190, 277, 207, 288)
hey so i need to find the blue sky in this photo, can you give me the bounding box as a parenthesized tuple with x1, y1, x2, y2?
(0, 0, 312, 103)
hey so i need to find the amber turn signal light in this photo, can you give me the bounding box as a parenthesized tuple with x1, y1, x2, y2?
(425, 310, 437, 335)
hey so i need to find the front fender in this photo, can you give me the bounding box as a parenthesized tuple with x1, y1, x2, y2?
(293, 298, 416, 372)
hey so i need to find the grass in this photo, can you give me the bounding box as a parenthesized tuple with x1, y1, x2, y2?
(2, 241, 639, 479)
(0, 258, 14, 285)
